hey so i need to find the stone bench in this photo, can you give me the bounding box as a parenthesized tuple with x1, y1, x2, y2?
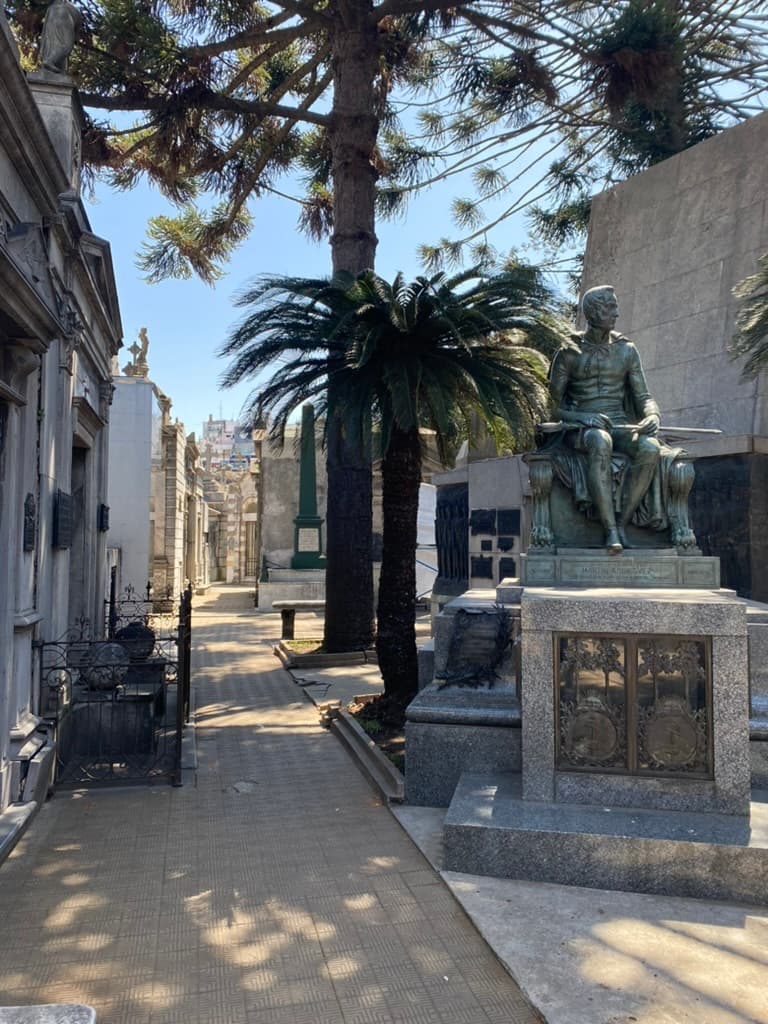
(271, 600, 325, 639)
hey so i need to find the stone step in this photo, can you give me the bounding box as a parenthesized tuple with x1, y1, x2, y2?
(443, 772, 768, 905)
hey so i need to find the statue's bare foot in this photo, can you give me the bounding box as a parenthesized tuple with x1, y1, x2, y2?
(605, 528, 623, 555)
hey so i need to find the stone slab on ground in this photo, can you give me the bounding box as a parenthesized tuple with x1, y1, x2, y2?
(393, 802, 768, 1024)
(289, 661, 383, 708)
(443, 872, 768, 1024)
(0, 1008, 95, 1024)
(443, 773, 768, 905)
(0, 802, 37, 866)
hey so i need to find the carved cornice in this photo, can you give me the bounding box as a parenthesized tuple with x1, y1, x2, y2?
(72, 394, 106, 445)
(0, 340, 40, 406)
(0, 235, 60, 343)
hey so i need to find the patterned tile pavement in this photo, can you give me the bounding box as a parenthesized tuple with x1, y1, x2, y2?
(0, 585, 542, 1024)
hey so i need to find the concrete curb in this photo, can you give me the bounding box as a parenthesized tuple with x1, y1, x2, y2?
(330, 709, 404, 804)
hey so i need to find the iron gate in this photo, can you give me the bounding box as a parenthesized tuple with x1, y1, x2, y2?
(40, 586, 192, 787)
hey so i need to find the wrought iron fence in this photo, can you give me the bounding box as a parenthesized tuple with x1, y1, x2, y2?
(40, 586, 192, 787)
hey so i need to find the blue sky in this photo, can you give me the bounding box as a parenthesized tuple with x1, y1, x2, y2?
(86, 168, 544, 437)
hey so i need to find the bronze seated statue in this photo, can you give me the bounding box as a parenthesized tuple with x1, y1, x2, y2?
(525, 285, 701, 555)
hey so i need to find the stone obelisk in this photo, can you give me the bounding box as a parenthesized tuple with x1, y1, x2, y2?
(291, 404, 325, 569)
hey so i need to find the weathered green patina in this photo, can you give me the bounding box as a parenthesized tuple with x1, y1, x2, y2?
(529, 286, 699, 555)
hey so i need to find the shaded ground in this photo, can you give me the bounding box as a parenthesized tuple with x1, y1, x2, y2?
(0, 584, 541, 1024)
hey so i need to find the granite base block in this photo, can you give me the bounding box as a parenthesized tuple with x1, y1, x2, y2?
(751, 740, 768, 789)
(443, 773, 768, 905)
(417, 640, 434, 692)
(405, 722, 521, 807)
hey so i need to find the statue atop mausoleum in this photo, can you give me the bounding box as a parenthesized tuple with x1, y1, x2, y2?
(39, 0, 83, 74)
(526, 285, 701, 556)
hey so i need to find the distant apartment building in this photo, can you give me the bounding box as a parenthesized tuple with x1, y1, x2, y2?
(201, 415, 259, 584)
(201, 416, 254, 472)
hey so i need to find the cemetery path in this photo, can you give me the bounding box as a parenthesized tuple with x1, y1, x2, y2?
(0, 584, 542, 1024)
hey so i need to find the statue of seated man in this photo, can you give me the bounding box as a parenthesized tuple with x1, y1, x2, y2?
(542, 284, 696, 554)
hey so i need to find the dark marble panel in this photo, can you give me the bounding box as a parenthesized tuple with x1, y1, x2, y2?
(480, 539, 492, 552)
(498, 557, 517, 580)
(689, 455, 751, 597)
(470, 508, 496, 535)
(471, 555, 494, 579)
(436, 482, 468, 581)
(497, 508, 521, 535)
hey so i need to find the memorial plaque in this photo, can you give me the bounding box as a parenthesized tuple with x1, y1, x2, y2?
(560, 557, 678, 587)
(470, 555, 493, 579)
(470, 508, 496, 535)
(480, 539, 492, 552)
(297, 528, 320, 552)
(556, 633, 711, 778)
(681, 560, 719, 587)
(435, 607, 512, 687)
(499, 557, 516, 580)
(23, 493, 36, 551)
(497, 536, 515, 552)
(564, 702, 620, 764)
(643, 699, 700, 768)
(497, 509, 520, 536)
(53, 489, 73, 549)
(523, 556, 556, 584)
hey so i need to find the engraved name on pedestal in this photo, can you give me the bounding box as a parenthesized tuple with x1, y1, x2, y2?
(297, 528, 320, 552)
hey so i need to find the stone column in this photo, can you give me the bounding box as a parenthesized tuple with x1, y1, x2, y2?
(26, 71, 83, 191)
(0, 342, 41, 811)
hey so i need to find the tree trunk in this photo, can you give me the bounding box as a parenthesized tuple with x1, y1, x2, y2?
(376, 425, 421, 701)
(323, 0, 380, 652)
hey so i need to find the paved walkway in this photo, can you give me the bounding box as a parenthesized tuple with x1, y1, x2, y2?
(0, 585, 541, 1024)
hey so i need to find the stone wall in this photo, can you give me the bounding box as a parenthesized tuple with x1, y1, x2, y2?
(582, 112, 768, 598)
(259, 424, 327, 570)
(108, 378, 154, 595)
(582, 111, 768, 435)
(433, 455, 529, 594)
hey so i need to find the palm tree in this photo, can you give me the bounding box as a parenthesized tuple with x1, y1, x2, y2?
(731, 253, 768, 380)
(220, 266, 565, 704)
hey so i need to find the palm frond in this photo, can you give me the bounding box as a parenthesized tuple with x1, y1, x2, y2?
(220, 264, 568, 460)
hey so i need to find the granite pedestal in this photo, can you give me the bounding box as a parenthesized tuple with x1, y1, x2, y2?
(405, 684, 521, 806)
(406, 590, 521, 807)
(521, 586, 750, 816)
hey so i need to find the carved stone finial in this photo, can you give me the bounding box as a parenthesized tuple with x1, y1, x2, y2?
(39, 0, 83, 75)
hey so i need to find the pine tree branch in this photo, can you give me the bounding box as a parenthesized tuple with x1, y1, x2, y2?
(182, 8, 325, 60)
(79, 89, 332, 127)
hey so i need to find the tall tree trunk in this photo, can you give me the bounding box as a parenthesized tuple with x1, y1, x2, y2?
(376, 425, 421, 701)
(323, 0, 379, 651)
